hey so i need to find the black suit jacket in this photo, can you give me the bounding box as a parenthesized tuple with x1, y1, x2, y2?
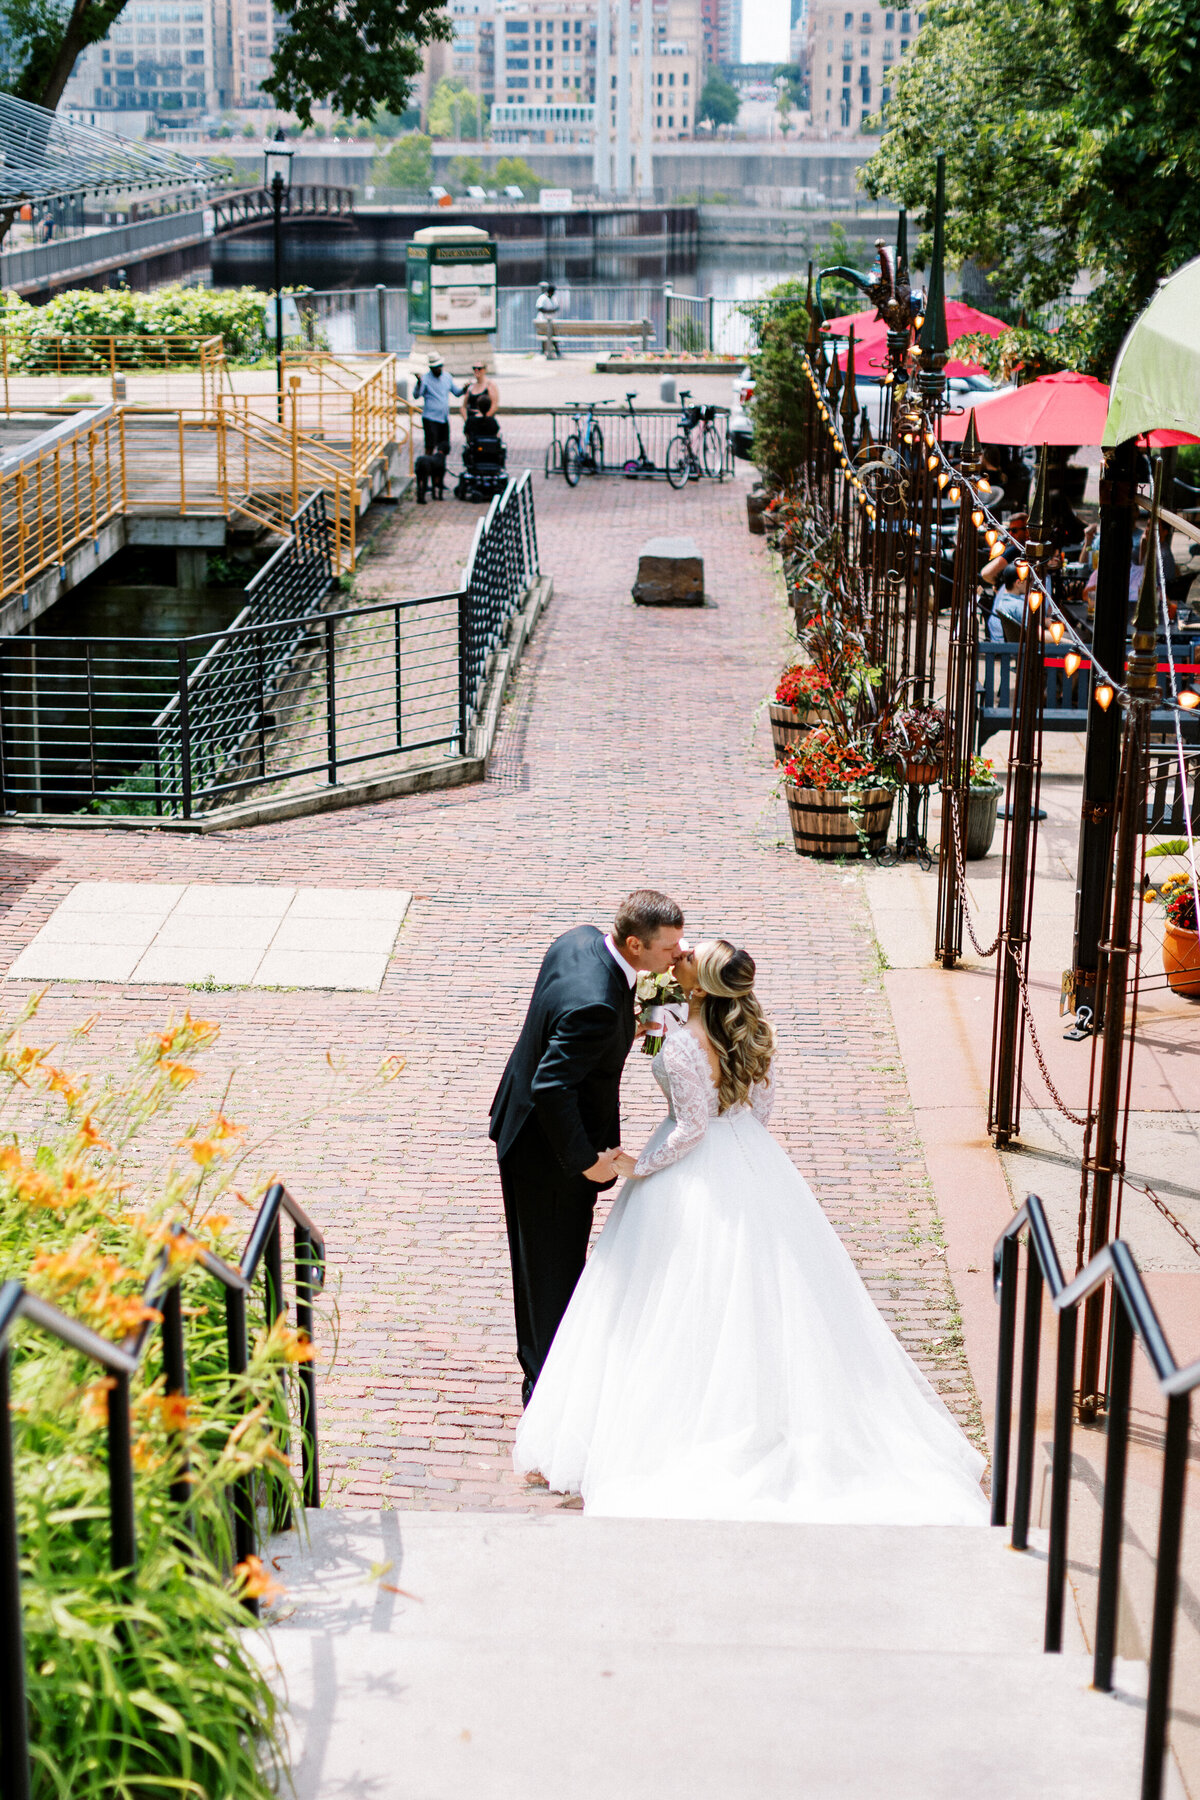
(490, 925, 636, 1179)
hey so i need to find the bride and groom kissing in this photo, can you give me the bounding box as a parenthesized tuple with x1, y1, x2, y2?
(489, 890, 987, 1523)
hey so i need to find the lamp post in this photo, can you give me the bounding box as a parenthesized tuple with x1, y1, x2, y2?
(263, 134, 294, 423)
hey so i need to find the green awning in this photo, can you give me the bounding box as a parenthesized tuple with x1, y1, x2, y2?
(1104, 256, 1200, 446)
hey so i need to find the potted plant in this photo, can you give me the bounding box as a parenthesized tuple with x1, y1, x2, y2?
(769, 663, 840, 759)
(884, 703, 946, 788)
(965, 754, 1002, 860)
(779, 726, 895, 859)
(1152, 872, 1200, 998)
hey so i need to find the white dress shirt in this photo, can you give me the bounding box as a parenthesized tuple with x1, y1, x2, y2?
(603, 932, 637, 988)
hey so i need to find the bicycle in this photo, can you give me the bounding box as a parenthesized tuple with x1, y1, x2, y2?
(665, 390, 723, 490)
(562, 400, 605, 487)
(621, 391, 656, 479)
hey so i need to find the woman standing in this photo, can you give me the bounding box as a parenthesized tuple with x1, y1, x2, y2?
(461, 362, 500, 435)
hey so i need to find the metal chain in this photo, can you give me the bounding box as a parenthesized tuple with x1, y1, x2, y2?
(1007, 939, 1089, 1128)
(1129, 1178, 1200, 1262)
(948, 791, 1003, 957)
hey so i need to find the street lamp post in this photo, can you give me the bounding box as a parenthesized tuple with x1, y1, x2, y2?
(263, 134, 295, 424)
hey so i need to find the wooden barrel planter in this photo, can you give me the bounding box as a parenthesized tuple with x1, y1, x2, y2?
(1163, 922, 1200, 998)
(785, 785, 894, 859)
(769, 702, 815, 759)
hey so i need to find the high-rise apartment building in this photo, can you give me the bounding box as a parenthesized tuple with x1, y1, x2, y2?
(807, 2, 924, 134)
(717, 0, 739, 64)
(698, 0, 718, 67)
(60, 0, 219, 117)
(448, 0, 497, 110)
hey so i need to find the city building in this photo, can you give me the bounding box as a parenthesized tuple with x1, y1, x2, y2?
(717, 0, 740, 65)
(698, 0, 719, 68)
(490, 0, 698, 151)
(807, 2, 924, 134)
(448, 0, 497, 111)
(60, 0, 222, 117)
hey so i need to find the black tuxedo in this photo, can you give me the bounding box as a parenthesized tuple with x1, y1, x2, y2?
(490, 925, 636, 1390)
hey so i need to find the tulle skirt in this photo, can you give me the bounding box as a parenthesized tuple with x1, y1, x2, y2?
(514, 1109, 988, 1524)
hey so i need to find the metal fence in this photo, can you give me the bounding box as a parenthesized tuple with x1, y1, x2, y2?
(0, 206, 209, 293)
(543, 400, 734, 480)
(0, 473, 539, 819)
(665, 291, 793, 360)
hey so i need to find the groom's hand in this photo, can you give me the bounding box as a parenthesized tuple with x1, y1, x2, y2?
(583, 1148, 621, 1183)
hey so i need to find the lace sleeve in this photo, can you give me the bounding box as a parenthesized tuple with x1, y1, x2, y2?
(750, 1071, 775, 1125)
(633, 1033, 712, 1175)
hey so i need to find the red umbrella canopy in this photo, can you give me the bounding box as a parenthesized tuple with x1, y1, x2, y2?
(938, 369, 1200, 446)
(820, 299, 1007, 380)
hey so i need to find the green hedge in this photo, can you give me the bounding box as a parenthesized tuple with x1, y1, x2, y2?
(1, 285, 275, 364)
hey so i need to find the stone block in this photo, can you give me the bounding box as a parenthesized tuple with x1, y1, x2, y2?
(632, 535, 704, 607)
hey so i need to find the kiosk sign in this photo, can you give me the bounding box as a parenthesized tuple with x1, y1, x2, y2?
(406, 230, 498, 338)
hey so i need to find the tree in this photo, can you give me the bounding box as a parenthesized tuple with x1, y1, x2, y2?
(747, 289, 811, 489)
(1, 0, 450, 123)
(698, 69, 739, 128)
(773, 63, 806, 109)
(861, 0, 1200, 374)
(775, 81, 793, 137)
(427, 76, 486, 140)
(449, 153, 488, 191)
(370, 131, 433, 191)
(493, 155, 544, 194)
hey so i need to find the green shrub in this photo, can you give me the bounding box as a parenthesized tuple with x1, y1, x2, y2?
(1, 285, 275, 365)
(1, 1003, 312, 1799)
(370, 131, 432, 190)
(493, 155, 544, 195)
(748, 293, 812, 489)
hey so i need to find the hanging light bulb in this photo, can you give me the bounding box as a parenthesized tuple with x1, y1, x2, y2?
(1095, 684, 1114, 711)
(971, 508, 984, 527)
(948, 484, 961, 503)
(914, 313, 925, 330)
(1179, 688, 1200, 710)
(978, 478, 992, 494)
(926, 453, 939, 470)
(866, 504, 877, 521)
(884, 371, 895, 385)
(1028, 589, 1042, 612)
(924, 429, 936, 447)
(1016, 559, 1030, 581)
(903, 431, 914, 444)
(1064, 650, 1082, 677)
(937, 471, 950, 490)
(985, 528, 999, 547)
(1048, 620, 1065, 644)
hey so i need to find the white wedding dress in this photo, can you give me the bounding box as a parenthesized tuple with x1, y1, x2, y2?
(514, 1029, 987, 1523)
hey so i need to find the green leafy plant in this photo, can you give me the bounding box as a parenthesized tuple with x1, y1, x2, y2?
(371, 131, 433, 190)
(494, 155, 545, 195)
(0, 1002, 319, 1799)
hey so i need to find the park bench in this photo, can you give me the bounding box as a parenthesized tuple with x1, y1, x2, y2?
(536, 316, 654, 353)
(976, 641, 1200, 751)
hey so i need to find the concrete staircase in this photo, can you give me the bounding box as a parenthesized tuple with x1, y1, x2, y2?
(258, 1509, 1184, 1800)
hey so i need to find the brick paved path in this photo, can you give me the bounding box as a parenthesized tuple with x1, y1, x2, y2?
(0, 418, 980, 1510)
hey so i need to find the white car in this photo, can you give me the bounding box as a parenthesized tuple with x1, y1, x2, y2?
(728, 365, 1005, 460)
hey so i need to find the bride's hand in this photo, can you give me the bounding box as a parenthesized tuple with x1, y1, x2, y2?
(612, 1150, 639, 1179)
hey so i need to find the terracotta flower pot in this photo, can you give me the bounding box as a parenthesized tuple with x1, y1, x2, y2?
(899, 758, 941, 788)
(785, 785, 894, 859)
(1163, 922, 1200, 998)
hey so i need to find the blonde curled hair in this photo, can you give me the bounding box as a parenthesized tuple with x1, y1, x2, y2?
(694, 938, 775, 1113)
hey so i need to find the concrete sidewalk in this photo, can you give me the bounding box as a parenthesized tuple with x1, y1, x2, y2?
(858, 732, 1200, 1794)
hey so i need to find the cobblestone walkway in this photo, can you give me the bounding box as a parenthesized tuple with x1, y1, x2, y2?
(0, 419, 980, 1510)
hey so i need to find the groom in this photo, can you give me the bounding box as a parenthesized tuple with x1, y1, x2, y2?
(490, 890, 685, 1404)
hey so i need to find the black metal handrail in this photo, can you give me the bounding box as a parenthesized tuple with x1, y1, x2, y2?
(0, 1180, 324, 1800)
(993, 1195, 1200, 1800)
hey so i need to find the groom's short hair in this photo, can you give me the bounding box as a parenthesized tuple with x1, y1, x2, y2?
(614, 889, 684, 945)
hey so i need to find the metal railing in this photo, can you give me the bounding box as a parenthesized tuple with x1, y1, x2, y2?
(665, 290, 792, 360)
(0, 206, 210, 294)
(299, 284, 673, 357)
(0, 472, 539, 818)
(0, 406, 125, 603)
(0, 333, 228, 416)
(992, 1194, 1199, 1800)
(0, 1179, 325, 1800)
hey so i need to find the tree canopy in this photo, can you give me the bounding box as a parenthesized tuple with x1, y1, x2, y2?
(427, 76, 487, 140)
(860, 0, 1200, 374)
(698, 69, 740, 127)
(1, 0, 450, 124)
(371, 131, 433, 191)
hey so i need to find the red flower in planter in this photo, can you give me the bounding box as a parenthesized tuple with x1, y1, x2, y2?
(780, 726, 877, 792)
(775, 664, 839, 709)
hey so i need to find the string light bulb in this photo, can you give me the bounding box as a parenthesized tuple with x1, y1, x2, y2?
(978, 478, 992, 494)
(924, 430, 936, 447)
(1095, 684, 1114, 711)
(971, 508, 984, 527)
(914, 313, 925, 330)
(1048, 620, 1065, 644)
(927, 453, 938, 471)
(1179, 688, 1200, 710)
(1064, 650, 1082, 677)
(948, 485, 961, 503)
(903, 431, 914, 443)
(1028, 589, 1042, 612)
(985, 528, 999, 547)
(1016, 560, 1030, 581)
(937, 471, 950, 489)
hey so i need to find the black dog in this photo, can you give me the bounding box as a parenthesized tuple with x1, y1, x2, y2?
(415, 451, 446, 504)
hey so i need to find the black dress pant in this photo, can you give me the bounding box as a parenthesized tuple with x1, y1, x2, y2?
(422, 418, 450, 457)
(498, 1116, 598, 1389)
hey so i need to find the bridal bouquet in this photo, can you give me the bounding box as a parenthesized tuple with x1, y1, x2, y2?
(636, 970, 687, 1056)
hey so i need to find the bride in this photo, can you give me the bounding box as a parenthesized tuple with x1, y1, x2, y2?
(514, 938, 988, 1523)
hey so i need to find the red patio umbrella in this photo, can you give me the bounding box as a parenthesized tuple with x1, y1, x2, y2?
(937, 369, 1199, 447)
(821, 299, 1007, 380)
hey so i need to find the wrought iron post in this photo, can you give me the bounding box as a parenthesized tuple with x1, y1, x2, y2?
(1077, 464, 1162, 1417)
(0, 1343, 31, 1800)
(936, 411, 984, 965)
(989, 445, 1052, 1146)
(1069, 437, 1136, 1031)
(912, 152, 951, 707)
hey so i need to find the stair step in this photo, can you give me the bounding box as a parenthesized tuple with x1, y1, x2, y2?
(266, 1510, 1067, 1655)
(256, 1511, 1178, 1800)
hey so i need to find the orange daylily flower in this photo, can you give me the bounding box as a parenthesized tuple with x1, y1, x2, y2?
(234, 1555, 284, 1605)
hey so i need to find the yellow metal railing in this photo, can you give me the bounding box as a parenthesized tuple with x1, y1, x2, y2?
(0, 408, 125, 604)
(0, 335, 229, 418)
